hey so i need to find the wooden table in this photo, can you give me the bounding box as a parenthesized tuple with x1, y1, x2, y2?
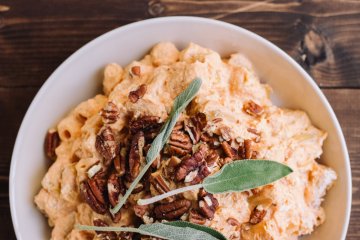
(0, 0, 359, 239)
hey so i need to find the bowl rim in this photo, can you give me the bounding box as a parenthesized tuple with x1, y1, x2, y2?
(9, 16, 352, 239)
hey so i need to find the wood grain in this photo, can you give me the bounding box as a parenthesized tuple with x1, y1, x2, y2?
(0, 87, 38, 239)
(1, 0, 360, 88)
(323, 89, 360, 240)
(0, 0, 359, 239)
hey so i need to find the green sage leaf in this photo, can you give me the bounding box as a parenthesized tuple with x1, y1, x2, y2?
(163, 221, 227, 240)
(138, 160, 292, 205)
(76, 221, 225, 240)
(203, 160, 293, 194)
(110, 78, 202, 215)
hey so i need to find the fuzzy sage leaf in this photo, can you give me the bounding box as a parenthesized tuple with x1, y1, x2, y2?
(76, 221, 225, 240)
(110, 78, 202, 215)
(138, 160, 293, 205)
(163, 221, 227, 240)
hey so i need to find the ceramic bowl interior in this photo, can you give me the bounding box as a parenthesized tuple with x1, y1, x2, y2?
(10, 17, 351, 240)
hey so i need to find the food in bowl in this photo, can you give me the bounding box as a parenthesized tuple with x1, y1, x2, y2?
(34, 42, 336, 239)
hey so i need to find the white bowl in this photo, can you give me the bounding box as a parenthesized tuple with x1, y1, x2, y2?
(10, 16, 351, 239)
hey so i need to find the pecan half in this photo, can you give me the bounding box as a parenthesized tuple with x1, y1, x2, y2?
(238, 139, 254, 159)
(221, 141, 237, 159)
(150, 173, 171, 194)
(243, 100, 264, 117)
(247, 127, 261, 143)
(44, 129, 60, 160)
(162, 156, 181, 180)
(206, 149, 220, 166)
(166, 130, 192, 156)
(219, 126, 232, 142)
(198, 190, 219, 220)
(153, 199, 191, 220)
(87, 171, 107, 204)
(131, 66, 141, 76)
(175, 144, 208, 181)
(184, 113, 207, 144)
(100, 101, 119, 124)
(201, 133, 221, 149)
(80, 181, 106, 214)
(113, 146, 127, 176)
(95, 126, 117, 164)
(188, 163, 211, 185)
(107, 172, 125, 207)
(128, 131, 145, 180)
(249, 206, 267, 225)
(93, 219, 118, 240)
(189, 209, 206, 225)
(129, 116, 162, 135)
(194, 112, 207, 129)
(129, 84, 147, 103)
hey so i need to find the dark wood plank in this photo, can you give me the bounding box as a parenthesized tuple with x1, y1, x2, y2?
(160, 0, 360, 88)
(0, 87, 38, 239)
(1, 0, 360, 87)
(0, 0, 149, 88)
(323, 89, 360, 239)
(0, 208, 14, 239)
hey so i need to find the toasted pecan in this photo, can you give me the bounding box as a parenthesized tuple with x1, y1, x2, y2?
(80, 181, 106, 214)
(128, 131, 145, 180)
(131, 66, 141, 76)
(188, 163, 211, 185)
(175, 144, 208, 181)
(129, 116, 162, 135)
(239, 139, 255, 159)
(44, 129, 60, 160)
(113, 146, 127, 176)
(95, 126, 117, 165)
(166, 130, 192, 156)
(107, 172, 125, 207)
(129, 84, 147, 103)
(221, 141, 237, 159)
(153, 199, 191, 220)
(100, 101, 119, 124)
(87, 171, 107, 205)
(189, 209, 207, 225)
(249, 206, 267, 225)
(184, 113, 207, 144)
(198, 190, 219, 220)
(243, 100, 264, 117)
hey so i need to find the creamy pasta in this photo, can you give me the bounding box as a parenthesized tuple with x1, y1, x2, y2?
(35, 42, 336, 240)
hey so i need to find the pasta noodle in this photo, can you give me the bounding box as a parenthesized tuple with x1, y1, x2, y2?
(57, 115, 82, 142)
(103, 63, 123, 95)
